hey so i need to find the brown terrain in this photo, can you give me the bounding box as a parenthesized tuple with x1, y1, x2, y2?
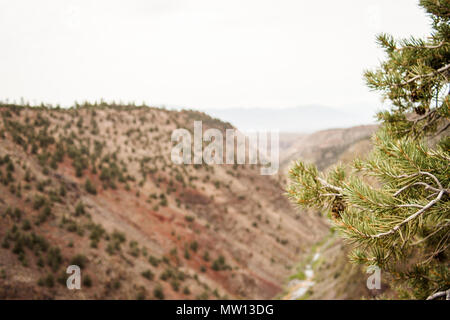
(0, 103, 332, 300)
(279, 125, 378, 173)
(0, 103, 388, 300)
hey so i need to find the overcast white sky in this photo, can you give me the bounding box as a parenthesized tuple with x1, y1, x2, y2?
(0, 0, 430, 114)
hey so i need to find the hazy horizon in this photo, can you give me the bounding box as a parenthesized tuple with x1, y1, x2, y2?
(204, 104, 378, 133)
(1, 0, 430, 130)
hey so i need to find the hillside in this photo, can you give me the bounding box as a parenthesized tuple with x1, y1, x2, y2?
(279, 125, 378, 173)
(0, 103, 329, 300)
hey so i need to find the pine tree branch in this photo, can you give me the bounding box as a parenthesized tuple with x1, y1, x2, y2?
(397, 41, 447, 51)
(398, 63, 450, 86)
(320, 193, 342, 197)
(394, 182, 441, 197)
(434, 121, 450, 137)
(422, 232, 450, 264)
(409, 109, 437, 123)
(394, 171, 443, 190)
(317, 177, 343, 194)
(426, 288, 450, 300)
(419, 171, 443, 190)
(368, 189, 445, 239)
(426, 192, 439, 199)
(396, 204, 424, 209)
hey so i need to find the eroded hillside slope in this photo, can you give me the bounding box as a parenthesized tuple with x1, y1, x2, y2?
(0, 104, 328, 299)
(280, 125, 378, 173)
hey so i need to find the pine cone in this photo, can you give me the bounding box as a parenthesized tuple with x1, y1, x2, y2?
(411, 90, 419, 102)
(331, 197, 345, 219)
(414, 106, 426, 115)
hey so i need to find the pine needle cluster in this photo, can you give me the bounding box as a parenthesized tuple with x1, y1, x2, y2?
(287, 0, 449, 299)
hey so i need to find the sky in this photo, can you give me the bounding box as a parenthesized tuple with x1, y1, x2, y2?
(0, 0, 431, 130)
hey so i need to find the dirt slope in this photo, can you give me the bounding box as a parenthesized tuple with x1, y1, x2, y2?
(0, 104, 328, 300)
(280, 125, 378, 173)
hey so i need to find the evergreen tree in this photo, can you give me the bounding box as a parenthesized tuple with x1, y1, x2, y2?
(85, 178, 97, 195)
(287, 0, 449, 299)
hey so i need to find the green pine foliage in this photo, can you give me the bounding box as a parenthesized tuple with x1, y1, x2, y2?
(84, 178, 97, 195)
(287, 0, 449, 300)
(364, 0, 449, 139)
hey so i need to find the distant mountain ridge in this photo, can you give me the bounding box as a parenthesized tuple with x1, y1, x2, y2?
(279, 124, 379, 172)
(205, 105, 377, 133)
